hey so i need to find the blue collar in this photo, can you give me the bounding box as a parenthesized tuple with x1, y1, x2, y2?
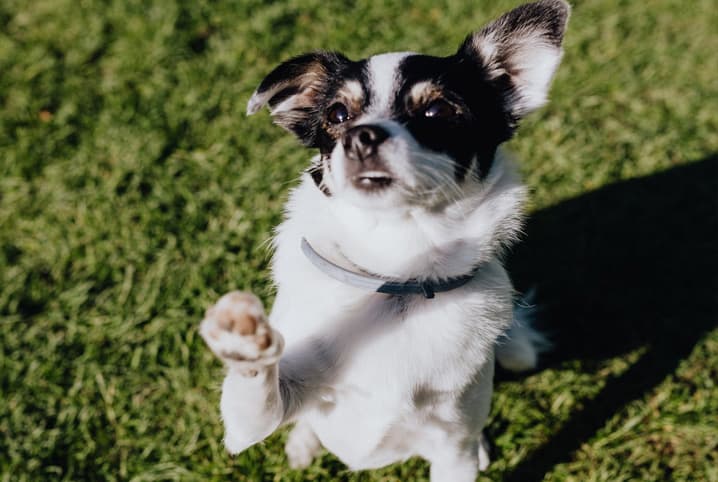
(300, 238, 479, 299)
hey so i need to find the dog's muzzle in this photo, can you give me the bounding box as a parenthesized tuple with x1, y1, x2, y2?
(342, 124, 393, 191)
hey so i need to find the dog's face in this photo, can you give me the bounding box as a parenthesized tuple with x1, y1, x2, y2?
(248, 0, 569, 210)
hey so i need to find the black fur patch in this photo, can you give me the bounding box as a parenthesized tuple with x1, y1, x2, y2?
(255, 51, 370, 152)
(390, 0, 568, 181)
(394, 54, 513, 181)
(307, 158, 331, 196)
(254, 0, 568, 185)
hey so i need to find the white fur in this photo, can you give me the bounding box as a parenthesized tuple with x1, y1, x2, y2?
(473, 30, 563, 114)
(367, 52, 412, 113)
(205, 150, 537, 480)
(204, 3, 568, 477)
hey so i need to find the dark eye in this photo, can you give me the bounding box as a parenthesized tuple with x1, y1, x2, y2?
(327, 103, 350, 124)
(423, 99, 456, 119)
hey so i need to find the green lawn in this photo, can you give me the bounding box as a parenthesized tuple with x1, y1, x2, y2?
(1, 0, 717, 480)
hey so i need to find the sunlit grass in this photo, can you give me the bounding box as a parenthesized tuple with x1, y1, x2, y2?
(1, 0, 716, 480)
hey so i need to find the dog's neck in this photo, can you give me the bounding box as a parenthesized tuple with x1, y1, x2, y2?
(291, 151, 527, 281)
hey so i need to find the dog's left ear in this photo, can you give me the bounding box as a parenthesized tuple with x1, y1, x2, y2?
(247, 51, 350, 145)
(460, 0, 570, 119)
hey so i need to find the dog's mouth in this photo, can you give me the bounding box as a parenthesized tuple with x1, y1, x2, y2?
(351, 170, 393, 190)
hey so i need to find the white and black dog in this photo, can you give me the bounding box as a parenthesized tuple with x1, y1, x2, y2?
(200, 1, 569, 479)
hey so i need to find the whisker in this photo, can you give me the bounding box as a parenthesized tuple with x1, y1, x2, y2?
(406, 151, 466, 202)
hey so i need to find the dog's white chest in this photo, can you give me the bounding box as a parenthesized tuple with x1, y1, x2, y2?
(272, 277, 495, 468)
(301, 335, 430, 469)
(305, 380, 411, 468)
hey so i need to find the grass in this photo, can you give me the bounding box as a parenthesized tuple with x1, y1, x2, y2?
(1, 0, 716, 480)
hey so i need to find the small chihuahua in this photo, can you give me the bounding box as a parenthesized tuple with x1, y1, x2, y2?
(200, 1, 569, 479)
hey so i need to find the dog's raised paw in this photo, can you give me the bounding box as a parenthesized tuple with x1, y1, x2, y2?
(199, 291, 283, 369)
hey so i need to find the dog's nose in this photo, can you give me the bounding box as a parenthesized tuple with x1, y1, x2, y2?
(342, 124, 390, 161)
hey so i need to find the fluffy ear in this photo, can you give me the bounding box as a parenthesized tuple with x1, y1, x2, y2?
(460, 0, 570, 119)
(246, 51, 349, 145)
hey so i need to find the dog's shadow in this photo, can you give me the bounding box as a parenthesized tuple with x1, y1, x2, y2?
(499, 154, 718, 481)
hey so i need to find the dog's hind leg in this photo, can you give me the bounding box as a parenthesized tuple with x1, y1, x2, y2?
(285, 419, 322, 468)
(200, 291, 288, 454)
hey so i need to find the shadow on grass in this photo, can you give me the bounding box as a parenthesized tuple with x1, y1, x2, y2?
(500, 155, 718, 481)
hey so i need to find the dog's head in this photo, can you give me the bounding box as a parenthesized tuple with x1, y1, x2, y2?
(248, 0, 569, 210)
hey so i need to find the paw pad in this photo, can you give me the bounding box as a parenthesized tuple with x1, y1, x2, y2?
(199, 290, 283, 369)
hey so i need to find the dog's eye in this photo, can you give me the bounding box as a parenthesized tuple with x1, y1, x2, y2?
(423, 99, 456, 119)
(327, 103, 350, 124)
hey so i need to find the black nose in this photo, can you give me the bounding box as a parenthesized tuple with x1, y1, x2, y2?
(342, 124, 390, 161)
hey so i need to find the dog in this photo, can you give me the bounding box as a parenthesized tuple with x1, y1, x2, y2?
(199, 1, 569, 479)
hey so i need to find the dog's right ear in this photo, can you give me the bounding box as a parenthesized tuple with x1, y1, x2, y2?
(247, 51, 350, 145)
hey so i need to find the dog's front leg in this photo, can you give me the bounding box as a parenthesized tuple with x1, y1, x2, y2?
(199, 291, 287, 454)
